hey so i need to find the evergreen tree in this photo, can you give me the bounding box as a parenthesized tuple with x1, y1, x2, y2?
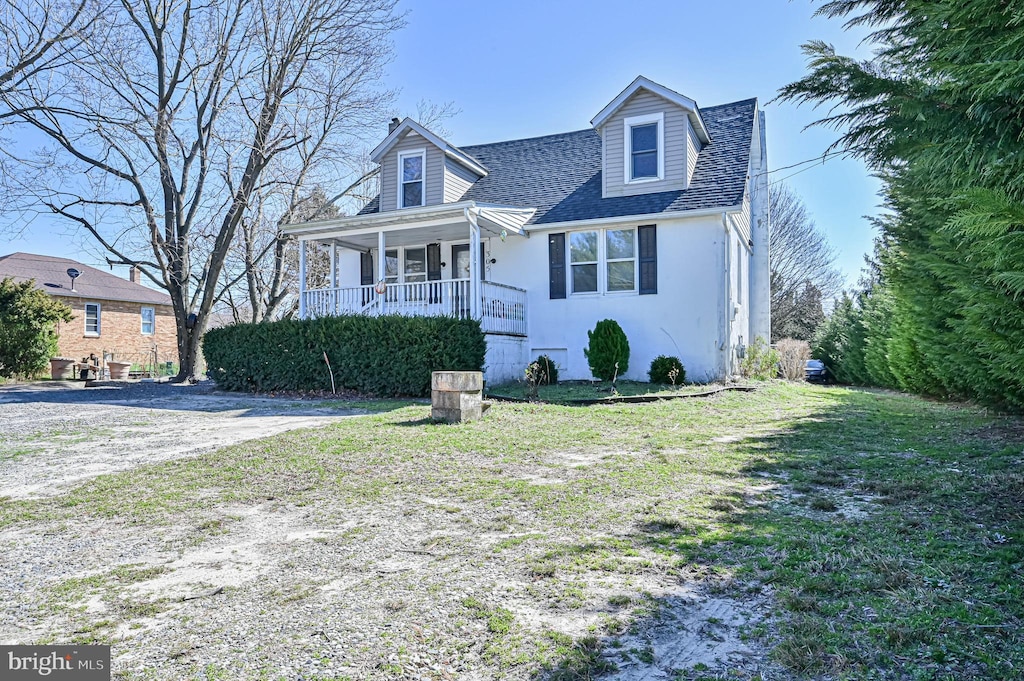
(782, 0, 1024, 408)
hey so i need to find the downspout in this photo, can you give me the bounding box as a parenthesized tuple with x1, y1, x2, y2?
(721, 212, 733, 380)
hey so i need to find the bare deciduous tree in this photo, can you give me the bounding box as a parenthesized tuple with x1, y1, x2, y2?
(3, 0, 403, 379)
(769, 182, 844, 341)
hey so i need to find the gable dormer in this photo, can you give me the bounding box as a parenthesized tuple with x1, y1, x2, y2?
(591, 76, 710, 198)
(370, 118, 487, 212)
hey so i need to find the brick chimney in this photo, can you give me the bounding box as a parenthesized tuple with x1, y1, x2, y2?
(129, 266, 140, 283)
(388, 117, 401, 134)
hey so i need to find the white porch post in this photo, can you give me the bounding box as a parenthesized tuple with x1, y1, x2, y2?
(468, 211, 481, 320)
(377, 231, 386, 315)
(298, 238, 307, 319)
(329, 242, 337, 315)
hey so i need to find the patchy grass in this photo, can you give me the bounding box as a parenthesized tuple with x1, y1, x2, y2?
(487, 379, 714, 402)
(2, 383, 1022, 680)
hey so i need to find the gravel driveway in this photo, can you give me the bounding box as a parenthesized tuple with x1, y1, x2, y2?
(0, 381, 776, 680)
(0, 380, 365, 499)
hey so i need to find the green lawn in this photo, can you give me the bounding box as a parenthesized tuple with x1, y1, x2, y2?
(2, 382, 1021, 680)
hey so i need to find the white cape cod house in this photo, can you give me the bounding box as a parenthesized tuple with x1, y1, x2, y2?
(284, 76, 770, 384)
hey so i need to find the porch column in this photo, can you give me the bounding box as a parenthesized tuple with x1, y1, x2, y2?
(329, 242, 337, 315)
(468, 211, 481, 320)
(377, 231, 386, 315)
(298, 238, 307, 319)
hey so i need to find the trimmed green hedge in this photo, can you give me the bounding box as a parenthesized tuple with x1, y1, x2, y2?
(202, 315, 486, 396)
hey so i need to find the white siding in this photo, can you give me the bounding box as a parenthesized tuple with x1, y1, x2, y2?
(443, 158, 478, 203)
(686, 118, 700, 184)
(379, 132, 445, 211)
(490, 215, 728, 382)
(602, 90, 689, 198)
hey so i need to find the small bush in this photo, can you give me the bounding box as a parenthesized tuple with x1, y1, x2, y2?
(0, 278, 73, 379)
(739, 336, 780, 381)
(648, 355, 685, 385)
(530, 354, 559, 385)
(584, 319, 630, 382)
(202, 314, 485, 396)
(776, 338, 811, 380)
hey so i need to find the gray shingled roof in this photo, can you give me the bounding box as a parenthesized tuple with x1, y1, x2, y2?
(0, 252, 172, 306)
(357, 98, 756, 225)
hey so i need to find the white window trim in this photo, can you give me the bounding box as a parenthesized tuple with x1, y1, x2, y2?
(568, 227, 639, 296)
(623, 112, 664, 184)
(382, 245, 431, 284)
(397, 148, 427, 209)
(141, 306, 155, 335)
(84, 302, 101, 337)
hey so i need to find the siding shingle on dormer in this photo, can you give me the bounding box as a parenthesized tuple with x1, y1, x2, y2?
(601, 90, 692, 198)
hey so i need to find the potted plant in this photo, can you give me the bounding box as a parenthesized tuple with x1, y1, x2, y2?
(49, 357, 76, 380)
(107, 360, 132, 380)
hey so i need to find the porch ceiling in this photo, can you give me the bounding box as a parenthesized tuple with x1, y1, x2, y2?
(283, 201, 535, 250)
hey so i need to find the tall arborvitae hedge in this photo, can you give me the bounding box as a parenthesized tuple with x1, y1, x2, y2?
(202, 315, 486, 396)
(787, 1, 1024, 410)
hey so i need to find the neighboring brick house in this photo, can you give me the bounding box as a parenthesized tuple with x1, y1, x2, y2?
(0, 252, 178, 370)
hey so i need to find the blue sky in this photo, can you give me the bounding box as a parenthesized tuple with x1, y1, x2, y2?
(3, 0, 880, 285)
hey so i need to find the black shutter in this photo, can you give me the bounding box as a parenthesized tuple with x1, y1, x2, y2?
(427, 243, 442, 303)
(427, 244, 442, 281)
(638, 225, 657, 295)
(360, 251, 374, 306)
(360, 252, 373, 285)
(480, 243, 487, 282)
(549, 232, 566, 299)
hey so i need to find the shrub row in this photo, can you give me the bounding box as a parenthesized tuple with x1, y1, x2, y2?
(202, 315, 485, 396)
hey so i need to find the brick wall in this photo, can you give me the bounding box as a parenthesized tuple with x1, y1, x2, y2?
(53, 297, 178, 367)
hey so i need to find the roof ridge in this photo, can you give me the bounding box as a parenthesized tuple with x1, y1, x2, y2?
(460, 128, 594, 150)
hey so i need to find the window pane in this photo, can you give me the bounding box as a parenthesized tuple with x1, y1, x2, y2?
(402, 181, 422, 207)
(632, 150, 657, 179)
(405, 247, 426, 275)
(85, 305, 99, 334)
(572, 264, 597, 293)
(402, 155, 422, 181)
(385, 249, 399, 280)
(569, 231, 598, 263)
(606, 229, 635, 260)
(607, 261, 635, 291)
(631, 123, 657, 152)
(141, 308, 154, 334)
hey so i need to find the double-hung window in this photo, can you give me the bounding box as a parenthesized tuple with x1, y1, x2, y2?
(85, 302, 101, 336)
(140, 307, 155, 335)
(624, 113, 664, 182)
(569, 228, 637, 294)
(398, 150, 425, 208)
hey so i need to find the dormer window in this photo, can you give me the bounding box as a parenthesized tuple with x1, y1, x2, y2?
(624, 113, 664, 183)
(399, 150, 425, 208)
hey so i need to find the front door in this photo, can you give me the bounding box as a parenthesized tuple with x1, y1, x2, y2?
(452, 244, 471, 280)
(451, 243, 485, 281)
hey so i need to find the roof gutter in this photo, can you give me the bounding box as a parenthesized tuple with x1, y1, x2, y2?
(526, 204, 742, 233)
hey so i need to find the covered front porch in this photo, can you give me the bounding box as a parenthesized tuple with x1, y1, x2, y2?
(289, 202, 535, 337)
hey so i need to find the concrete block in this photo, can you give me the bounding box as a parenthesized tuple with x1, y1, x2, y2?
(431, 371, 483, 392)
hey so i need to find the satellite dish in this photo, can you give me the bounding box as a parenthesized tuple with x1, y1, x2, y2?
(66, 268, 80, 291)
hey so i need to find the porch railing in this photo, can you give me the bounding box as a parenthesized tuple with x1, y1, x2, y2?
(302, 278, 527, 336)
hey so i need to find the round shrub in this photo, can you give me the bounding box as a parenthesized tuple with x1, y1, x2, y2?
(648, 355, 685, 385)
(530, 354, 559, 385)
(584, 319, 630, 382)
